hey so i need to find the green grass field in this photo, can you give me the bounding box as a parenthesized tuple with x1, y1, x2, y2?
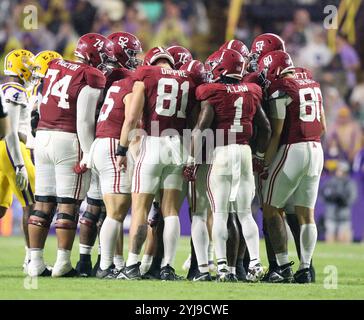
(0, 236, 363, 300)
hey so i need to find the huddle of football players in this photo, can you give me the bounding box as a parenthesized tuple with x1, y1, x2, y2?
(0, 29, 325, 284)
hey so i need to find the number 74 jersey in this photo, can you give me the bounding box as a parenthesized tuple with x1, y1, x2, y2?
(267, 77, 323, 145)
(38, 59, 106, 133)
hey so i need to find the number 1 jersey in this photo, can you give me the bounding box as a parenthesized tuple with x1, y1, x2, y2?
(38, 59, 106, 133)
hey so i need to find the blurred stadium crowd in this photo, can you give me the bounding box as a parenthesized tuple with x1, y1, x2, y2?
(0, 0, 364, 242)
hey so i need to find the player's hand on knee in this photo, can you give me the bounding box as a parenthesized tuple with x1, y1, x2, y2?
(15, 165, 28, 190)
(183, 164, 198, 181)
(74, 153, 89, 174)
(116, 155, 127, 172)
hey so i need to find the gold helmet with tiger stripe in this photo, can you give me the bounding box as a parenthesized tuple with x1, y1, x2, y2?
(33, 50, 62, 77)
(3, 49, 35, 83)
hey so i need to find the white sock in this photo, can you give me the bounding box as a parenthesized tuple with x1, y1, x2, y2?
(191, 215, 209, 266)
(299, 223, 317, 270)
(237, 209, 260, 263)
(208, 242, 214, 262)
(30, 248, 44, 265)
(113, 255, 125, 270)
(25, 246, 30, 262)
(100, 217, 121, 270)
(228, 266, 236, 274)
(80, 244, 92, 255)
(140, 254, 153, 275)
(126, 252, 139, 267)
(275, 252, 289, 266)
(212, 213, 228, 261)
(162, 216, 180, 267)
(55, 249, 71, 266)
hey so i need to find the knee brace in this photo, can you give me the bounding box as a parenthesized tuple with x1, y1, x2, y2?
(55, 212, 78, 230)
(86, 196, 104, 207)
(28, 210, 54, 228)
(79, 211, 99, 229)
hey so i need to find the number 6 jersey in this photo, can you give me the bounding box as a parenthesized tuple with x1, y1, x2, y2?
(267, 76, 323, 146)
(38, 59, 106, 133)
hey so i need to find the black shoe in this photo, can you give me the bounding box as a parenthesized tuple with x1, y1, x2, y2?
(294, 268, 312, 284)
(117, 263, 141, 280)
(226, 273, 239, 282)
(236, 264, 247, 282)
(91, 255, 101, 277)
(192, 271, 212, 282)
(39, 266, 52, 277)
(216, 268, 229, 282)
(267, 262, 294, 283)
(96, 266, 119, 279)
(142, 268, 161, 280)
(60, 268, 78, 278)
(187, 266, 199, 281)
(76, 260, 92, 277)
(160, 264, 181, 281)
(310, 264, 316, 283)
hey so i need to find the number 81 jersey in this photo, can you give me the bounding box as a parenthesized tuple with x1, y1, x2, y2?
(267, 77, 323, 145)
(38, 59, 106, 133)
(133, 65, 198, 136)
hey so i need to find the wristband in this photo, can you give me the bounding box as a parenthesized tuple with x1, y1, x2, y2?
(256, 151, 265, 158)
(116, 144, 128, 156)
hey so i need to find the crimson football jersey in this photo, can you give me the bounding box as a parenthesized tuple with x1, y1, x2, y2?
(96, 77, 134, 139)
(132, 65, 197, 136)
(268, 77, 323, 145)
(38, 59, 106, 133)
(196, 82, 262, 146)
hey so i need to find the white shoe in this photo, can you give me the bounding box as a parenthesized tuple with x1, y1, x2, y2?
(51, 261, 74, 277)
(182, 254, 191, 271)
(246, 263, 265, 282)
(28, 261, 52, 277)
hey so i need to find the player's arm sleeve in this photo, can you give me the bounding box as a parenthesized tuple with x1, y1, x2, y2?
(76, 85, 102, 154)
(0, 96, 9, 139)
(268, 93, 292, 120)
(5, 104, 24, 166)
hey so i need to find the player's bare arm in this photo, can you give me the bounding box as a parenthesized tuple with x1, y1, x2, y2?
(191, 100, 214, 161)
(253, 104, 271, 154)
(117, 81, 144, 169)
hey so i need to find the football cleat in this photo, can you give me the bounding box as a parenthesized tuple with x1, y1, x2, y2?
(226, 273, 239, 283)
(160, 264, 183, 281)
(116, 263, 141, 280)
(310, 264, 316, 283)
(75, 260, 92, 277)
(216, 268, 230, 282)
(52, 262, 77, 278)
(193, 271, 212, 282)
(28, 261, 52, 277)
(246, 263, 265, 282)
(96, 266, 119, 279)
(293, 268, 312, 284)
(267, 261, 294, 283)
(142, 268, 161, 280)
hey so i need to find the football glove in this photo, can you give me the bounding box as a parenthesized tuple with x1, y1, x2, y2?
(252, 152, 265, 174)
(74, 153, 89, 174)
(15, 165, 28, 191)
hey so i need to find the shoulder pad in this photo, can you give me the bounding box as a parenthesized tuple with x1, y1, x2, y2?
(1, 83, 28, 106)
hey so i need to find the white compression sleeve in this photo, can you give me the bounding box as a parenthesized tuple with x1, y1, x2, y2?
(76, 85, 102, 155)
(5, 104, 24, 166)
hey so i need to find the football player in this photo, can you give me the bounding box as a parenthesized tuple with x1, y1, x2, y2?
(0, 49, 36, 273)
(76, 32, 142, 277)
(191, 49, 271, 281)
(116, 47, 198, 280)
(85, 31, 143, 279)
(246, 33, 316, 281)
(259, 50, 326, 283)
(27, 33, 112, 277)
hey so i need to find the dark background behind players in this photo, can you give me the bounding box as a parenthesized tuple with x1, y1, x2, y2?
(0, 0, 364, 242)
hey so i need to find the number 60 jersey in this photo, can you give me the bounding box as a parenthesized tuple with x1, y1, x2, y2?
(267, 76, 323, 146)
(38, 59, 106, 132)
